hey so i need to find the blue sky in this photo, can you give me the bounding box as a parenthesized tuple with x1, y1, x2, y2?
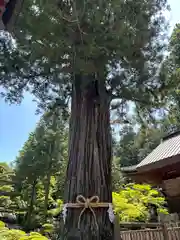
(0, 93, 40, 162)
(0, 0, 180, 163)
(168, 0, 180, 31)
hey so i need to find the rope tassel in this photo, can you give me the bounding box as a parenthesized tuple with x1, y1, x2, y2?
(62, 195, 115, 229)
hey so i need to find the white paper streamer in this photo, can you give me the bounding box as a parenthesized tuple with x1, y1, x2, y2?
(62, 204, 68, 223)
(62, 203, 115, 224)
(107, 203, 115, 223)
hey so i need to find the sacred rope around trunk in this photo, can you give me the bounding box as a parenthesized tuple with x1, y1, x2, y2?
(62, 195, 115, 229)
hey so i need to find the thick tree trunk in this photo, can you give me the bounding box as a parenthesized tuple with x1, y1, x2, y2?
(63, 76, 113, 240)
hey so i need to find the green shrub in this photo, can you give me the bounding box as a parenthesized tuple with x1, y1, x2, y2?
(113, 183, 168, 222)
(0, 221, 48, 240)
(42, 223, 54, 234)
(0, 220, 5, 228)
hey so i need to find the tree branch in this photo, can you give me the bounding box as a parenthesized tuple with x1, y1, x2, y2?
(111, 93, 150, 105)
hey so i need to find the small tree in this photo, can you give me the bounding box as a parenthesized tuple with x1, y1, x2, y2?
(14, 108, 68, 229)
(113, 183, 168, 222)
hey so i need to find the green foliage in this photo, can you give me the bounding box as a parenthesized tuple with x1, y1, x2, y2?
(10, 108, 68, 229)
(47, 199, 63, 217)
(42, 223, 54, 233)
(155, 24, 180, 135)
(111, 157, 125, 191)
(115, 118, 180, 168)
(114, 23, 180, 168)
(0, 221, 48, 240)
(0, 221, 5, 228)
(113, 184, 168, 222)
(0, 0, 169, 114)
(0, 163, 22, 216)
(169, 24, 180, 66)
(115, 126, 140, 167)
(116, 125, 163, 167)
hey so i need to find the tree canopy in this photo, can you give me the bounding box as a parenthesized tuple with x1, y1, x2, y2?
(113, 183, 167, 222)
(0, 0, 169, 112)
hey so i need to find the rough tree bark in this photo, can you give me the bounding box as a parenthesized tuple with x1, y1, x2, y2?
(63, 75, 113, 240)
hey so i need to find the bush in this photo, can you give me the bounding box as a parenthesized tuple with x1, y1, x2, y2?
(113, 183, 168, 222)
(0, 221, 48, 240)
(42, 223, 54, 233)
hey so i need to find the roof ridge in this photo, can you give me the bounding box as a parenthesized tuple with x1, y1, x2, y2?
(163, 130, 180, 141)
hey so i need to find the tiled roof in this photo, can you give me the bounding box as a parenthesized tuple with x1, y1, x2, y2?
(137, 134, 180, 169)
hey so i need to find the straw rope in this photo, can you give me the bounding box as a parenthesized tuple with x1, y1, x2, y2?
(65, 195, 111, 229)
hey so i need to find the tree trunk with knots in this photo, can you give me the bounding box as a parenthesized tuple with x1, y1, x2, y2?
(62, 75, 114, 240)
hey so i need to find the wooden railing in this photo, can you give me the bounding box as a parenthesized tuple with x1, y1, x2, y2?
(119, 222, 180, 240)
